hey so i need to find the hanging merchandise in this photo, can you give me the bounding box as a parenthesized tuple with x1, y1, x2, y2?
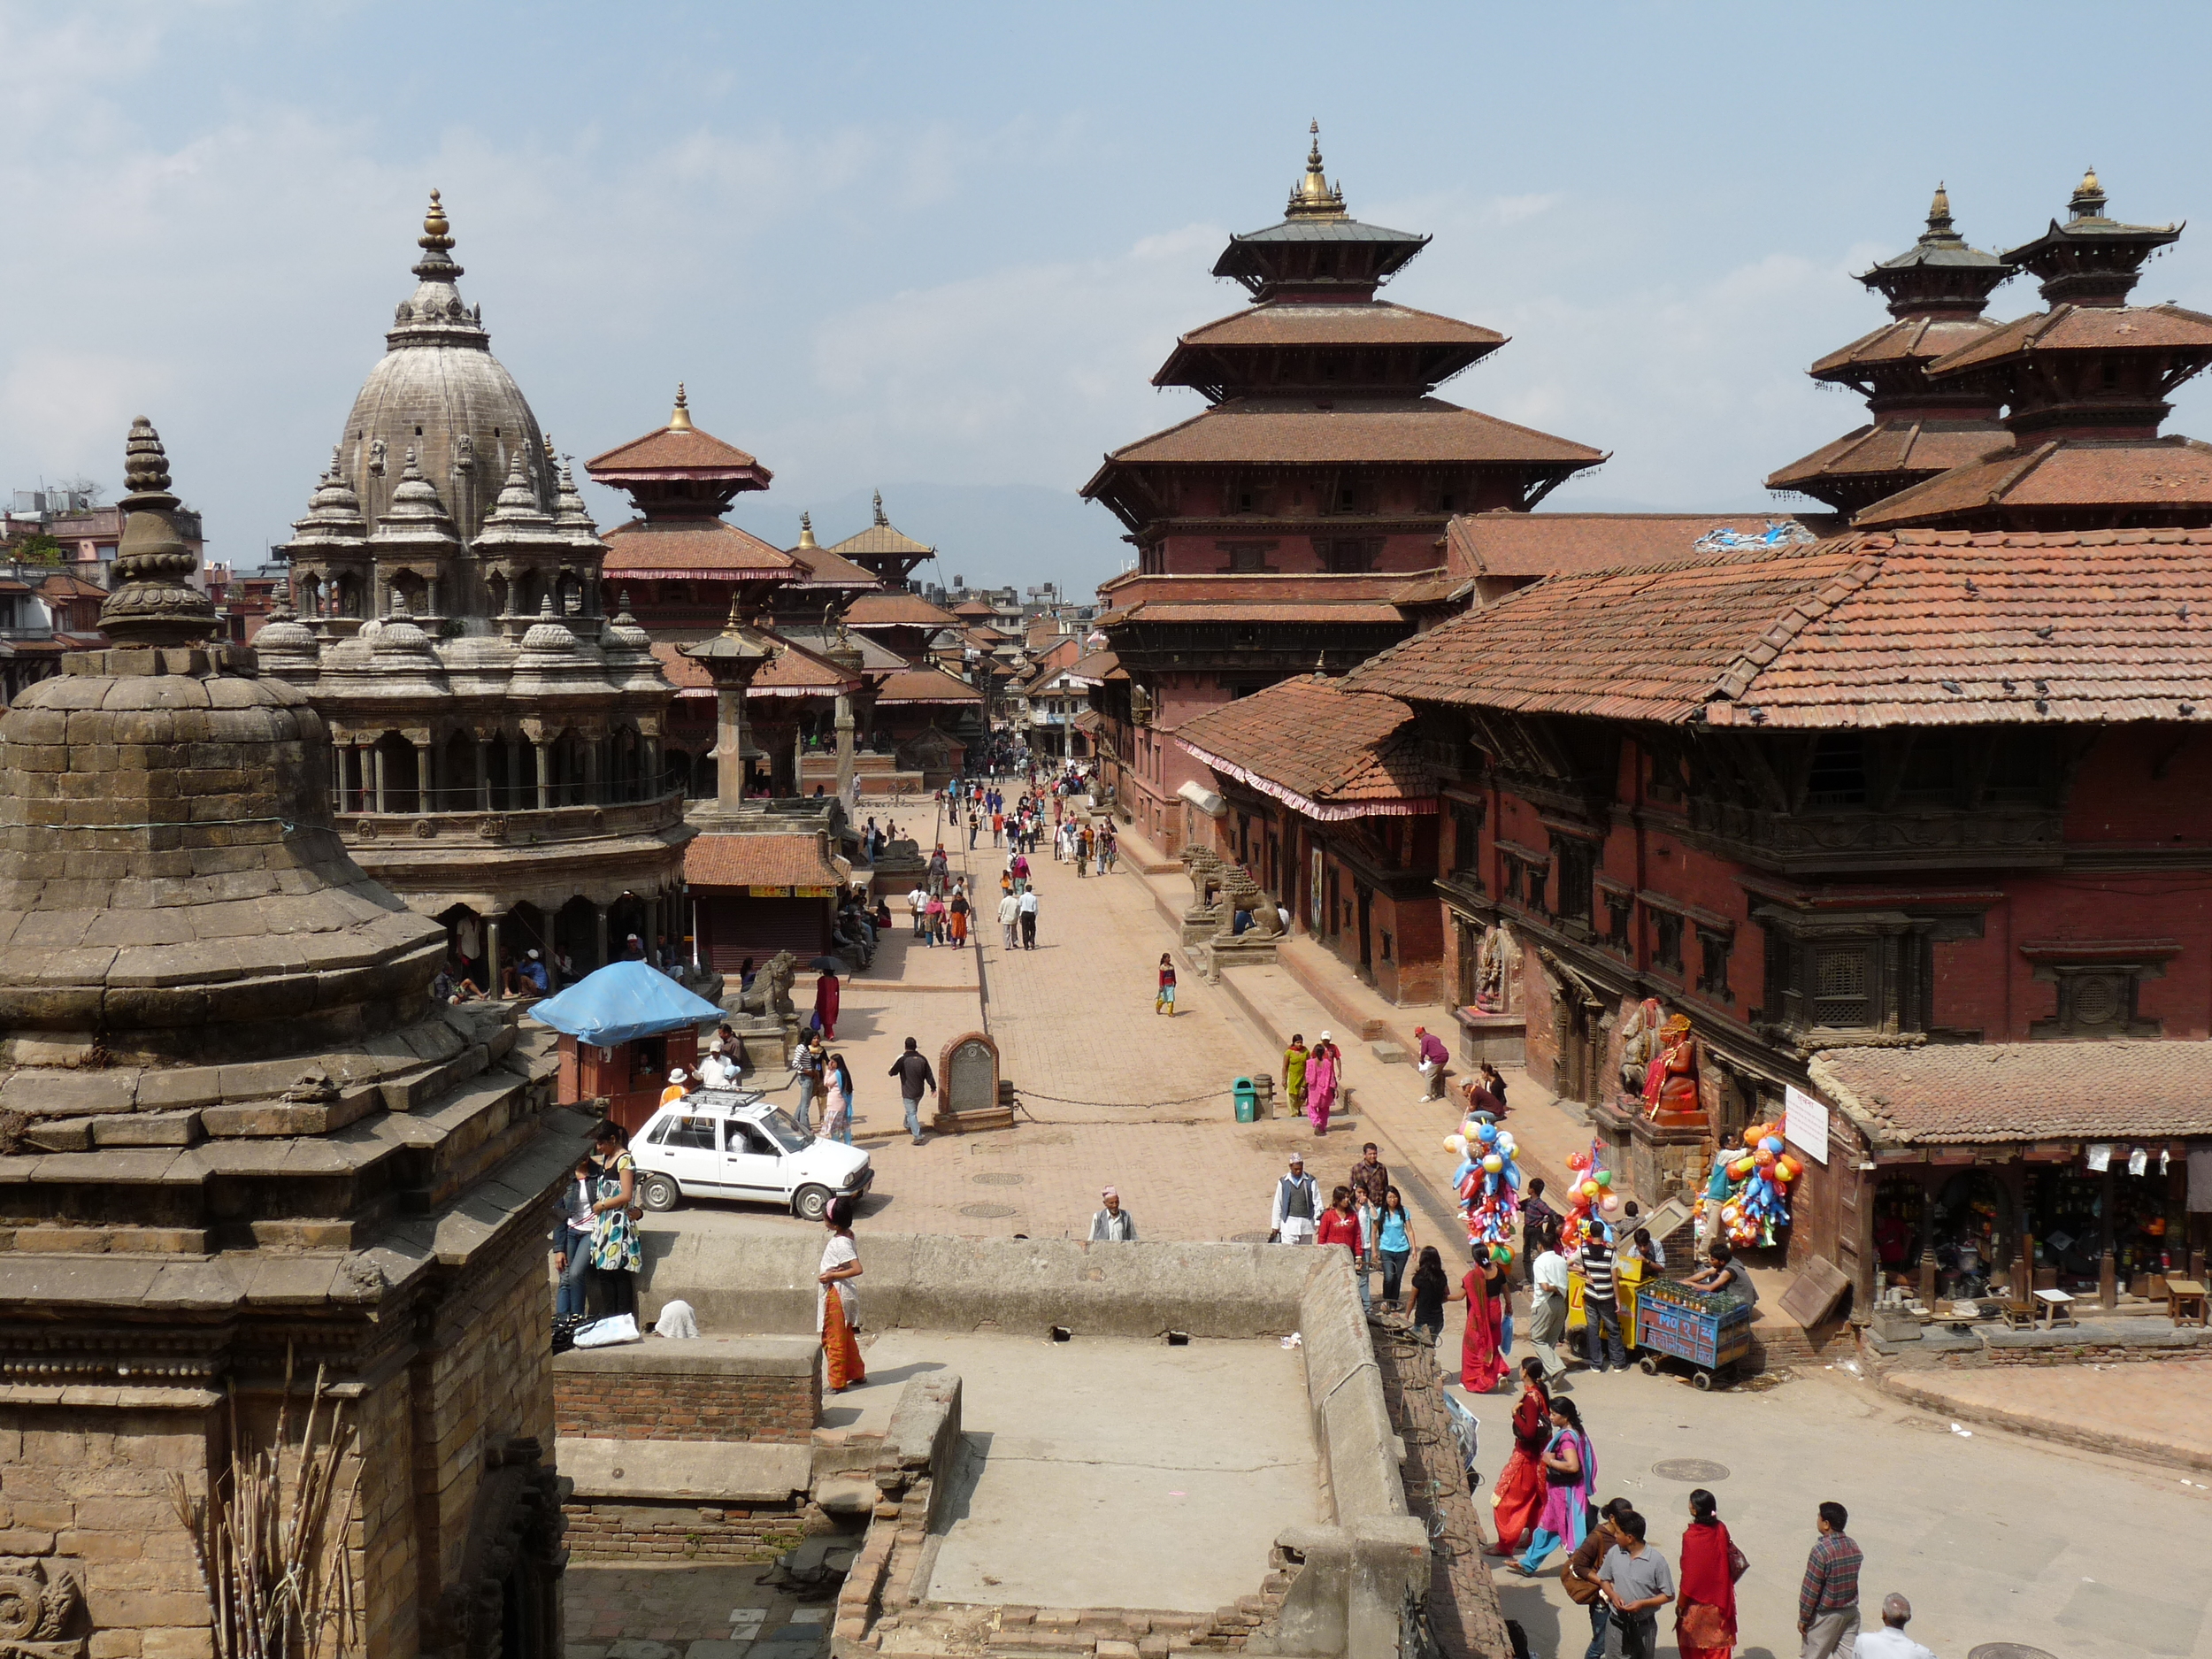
(1551, 1142, 1622, 1253)
(1717, 1119, 1801, 1248)
(1444, 1111, 1525, 1258)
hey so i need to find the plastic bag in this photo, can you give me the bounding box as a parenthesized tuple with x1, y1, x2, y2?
(574, 1313, 641, 1348)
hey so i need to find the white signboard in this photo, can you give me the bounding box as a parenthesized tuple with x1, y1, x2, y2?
(1785, 1085, 1829, 1165)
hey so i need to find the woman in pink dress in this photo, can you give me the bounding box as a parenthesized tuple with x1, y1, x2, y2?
(1306, 1035, 1339, 1136)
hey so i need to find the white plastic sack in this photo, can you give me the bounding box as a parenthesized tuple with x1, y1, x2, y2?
(654, 1300, 700, 1340)
(573, 1313, 641, 1348)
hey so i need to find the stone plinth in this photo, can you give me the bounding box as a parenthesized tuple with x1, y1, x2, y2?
(1591, 1094, 1712, 1205)
(1453, 1006, 1526, 1067)
(935, 1030, 1011, 1133)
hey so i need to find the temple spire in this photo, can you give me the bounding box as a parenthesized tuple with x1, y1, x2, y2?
(101, 419, 216, 647)
(2071, 166, 2106, 220)
(872, 489, 887, 526)
(798, 511, 818, 549)
(411, 188, 462, 280)
(669, 381, 693, 431)
(1926, 181, 1953, 239)
(1286, 119, 1347, 220)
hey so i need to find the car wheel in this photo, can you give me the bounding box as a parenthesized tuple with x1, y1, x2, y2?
(640, 1173, 681, 1213)
(793, 1184, 832, 1222)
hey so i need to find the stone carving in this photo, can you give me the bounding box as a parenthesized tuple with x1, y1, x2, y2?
(945, 1036, 997, 1112)
(1211, 864, 1282, 941)
(368, 435, 388, 476)
(0, 1558, 88, 1659)
(1616, 996, 1664, 1096)
(423, 1438, 562, 1659)
(737, 951, 797, 1018)
(414, 818, 437, 838)
(1642, 1013, 1701, 1124)
(283, 1068, 339, 1105)
(478, 816, 508, 841)
(1474, 923, 1520, 1013)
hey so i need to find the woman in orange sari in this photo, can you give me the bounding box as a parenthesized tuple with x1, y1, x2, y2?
(1675, 1487, 1740, 1659)
(818, 1196, 867, 1392)
(1486, 1357, 1551, 1555)
(1460, 1246, 1508, 1394)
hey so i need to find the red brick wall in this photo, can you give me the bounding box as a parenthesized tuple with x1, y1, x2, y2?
(561, 1498, 814, 1562)
(554, 1367, 818, 1444)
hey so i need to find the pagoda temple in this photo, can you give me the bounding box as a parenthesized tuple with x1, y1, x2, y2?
(1766, 187, 2016, 517)
(1860, 171, 2212, 531)
(266, 193, 692, 987)
(822, 490, 938, 590)
(1081, 125, 1602, 854)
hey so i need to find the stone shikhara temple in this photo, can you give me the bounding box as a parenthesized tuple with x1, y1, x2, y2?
(0, 421, 587, 1657)
(259, 191, 692, 986)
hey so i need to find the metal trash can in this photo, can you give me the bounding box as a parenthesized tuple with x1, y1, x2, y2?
(1233, 1076, 1259, 1123)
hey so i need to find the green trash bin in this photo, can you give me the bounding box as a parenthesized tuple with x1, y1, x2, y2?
(1233, 1076, 1258, 1123)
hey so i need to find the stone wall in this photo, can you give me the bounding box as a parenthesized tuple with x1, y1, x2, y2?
(554, 1339, 818, 1444)
(560, 1498, 810, 1563)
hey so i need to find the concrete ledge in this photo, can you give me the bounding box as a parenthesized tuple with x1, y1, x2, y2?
(553, 1334, 819, 1378)
(1876, 1371, 2212, 1474)
(559, 1434, 812, 1501)
(1297, 1251, 1405, 1527)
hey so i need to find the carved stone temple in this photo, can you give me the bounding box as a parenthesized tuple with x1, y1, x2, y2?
(259, 189, 692, 987)
(0, 422, 584, 1659)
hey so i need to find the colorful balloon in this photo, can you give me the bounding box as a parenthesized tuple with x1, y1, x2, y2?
(1594, 1170, 1613, 1189)
(1482, 1154, 1503, 1173)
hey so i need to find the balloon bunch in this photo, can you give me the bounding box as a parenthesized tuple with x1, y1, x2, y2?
(1718, 1122, 1801, 1248)
(1443, 1114, 1523, 1257)
(1559, 1146, 1624, 1253)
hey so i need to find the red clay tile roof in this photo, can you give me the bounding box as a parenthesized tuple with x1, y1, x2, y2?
(649, 641, 713, 695)
(1346, 527, 2212, 729)
(874, 665, 984, 705)
(685, 833, 844, 891)
(787, 541, 880, 589)
(949, 600, 995, 618)
(826, 519, 933, 558)
(587, 423, 772, 480)
(1174, 301, 1505, 351)
(1172, 674, 1434, 820)
(1853, 437, 2212, 529)
(1767, 422, 2008, 495)
(603, 519, 803, 578)
(1444, 512, 1809, 580)
(1090, 398, 1605, 471)
(842, 591, 960, 628)
(649, 636, 861, 701)
(1807, 314, 2003, 377)
(1115, 600, 1409, 626)
(37, 574, 106, 599)
(1065, 649, 1125, 683)
(1811, 1041, 2212, 1147)
(1928, 302, 2212, 378)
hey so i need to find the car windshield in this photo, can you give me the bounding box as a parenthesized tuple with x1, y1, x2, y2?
(757, 1109, 812, 1153)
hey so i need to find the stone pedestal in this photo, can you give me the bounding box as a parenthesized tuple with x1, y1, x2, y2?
(934, 1030, 1013, 1133)
(1453, 1007, 1526, 1067)
(1590, 1094, 1712, 1206)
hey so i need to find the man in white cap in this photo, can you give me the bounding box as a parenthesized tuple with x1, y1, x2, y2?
(1271, 1154, 1320, 1244)
(1089, 1187, 1137, 1241)
(659, 1068, 690, 1107)
(519, 949, 548, 995)
(698, 1044, 733, 1090)
(1853, 1595, 1935, 1659)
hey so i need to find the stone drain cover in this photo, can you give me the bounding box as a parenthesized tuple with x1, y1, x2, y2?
(971, 1171, 1025, 1186)
(1969, 1647, 2055, 1659)
(1650, 1459, 1731, 1481)
(959, 1203, 1018, 1219)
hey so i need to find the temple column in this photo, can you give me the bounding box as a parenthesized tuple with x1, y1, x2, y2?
(412, 736, 434, 813)
(834, 693, 856, 804)
(583, 737, 601, 806)
(487, 915, 504, 998)
(534, 741, 552, 811)
(330, 743, 344, 812)
(372, 742, 388, 815)
(715, 687, 751, 812)
(645, 894, 661, 960)
(426, 575, 441, 618)
(474, 740, 490, 811)
(593, 903, 610, 969)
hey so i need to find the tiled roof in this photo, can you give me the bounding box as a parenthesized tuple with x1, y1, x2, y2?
(874, 665, 984, 704)
(1173, 301, 1503, 350)
(843, 591, 960, 628)
(1065, 649, 1125, 683)
(1767, 422, 2008, 495)
(649, 641, 712, 694)
(1811, 1041, 2212, 1147)
(1172, 674, 1433, 821)
(37, 573, 106, 599)
(950, 600, 995, 618)
(1091, 398, 1605, 471)
(1445, 511, 1807, 580)
(755, 638, 864, 697)
(685, 833, 844, 891)
(826, 520, 933, 558)
(1807, 314, 2002, 377)
(1853, 437, 2212, 529)
(1113, 600, 1409, 626)
(787, 541, 880, 589)
(587, 424, 771, 479)
(1345, 527, 2212, 729)
(603, 519, 802, 577)
(1927, 302, 2212, 378)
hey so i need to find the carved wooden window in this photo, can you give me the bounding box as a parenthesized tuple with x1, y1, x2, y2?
(1452, 804, 1481, 878)
(1502, 854, 1525, 903)
(1549, 833, 1595, 927)
(1805, 733, 1869, 807)
(1812, 942, 1873, 1027)
(1321, 536, 1382, 572)
(1695, 925, 1735, 1001)
(1602, 890, 1632, 951)
(1652, 910, 1685, 974)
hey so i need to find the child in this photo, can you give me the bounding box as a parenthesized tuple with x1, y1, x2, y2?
(1156, 953, 1177, 1015)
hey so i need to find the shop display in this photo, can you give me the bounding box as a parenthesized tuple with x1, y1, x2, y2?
(1714, 1118, 1800, 1248)
(1444, 1111, 1523, 1260)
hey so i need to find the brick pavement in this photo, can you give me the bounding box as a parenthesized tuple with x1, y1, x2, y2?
(566, 1562, 827, 1659)
(1881, 1356, 2212, 1474)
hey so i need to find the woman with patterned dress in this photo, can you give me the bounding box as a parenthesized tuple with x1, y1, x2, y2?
(1486, 1358, 1552, 1555)
(1306, 1036, 1339, 1136)
(587, 1119, 641, 1317)
(1514, 1395, 1598, 1576)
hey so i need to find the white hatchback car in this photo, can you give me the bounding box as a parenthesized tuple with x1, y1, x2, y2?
(630, 1089, 873, 1221)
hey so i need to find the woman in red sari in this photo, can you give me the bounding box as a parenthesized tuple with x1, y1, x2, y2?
(1460, 1246, 1508, 1393)
(1676, 1487, 1740, 1659)
(1486, 1356, 1550, 1555)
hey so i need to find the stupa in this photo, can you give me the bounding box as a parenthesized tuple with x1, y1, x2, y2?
(0, 420, 580, 1659)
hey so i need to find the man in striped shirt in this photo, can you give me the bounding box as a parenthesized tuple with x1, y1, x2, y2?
(1798, 1502, 1863, 1659)
(1577, 1233, 1626, 1372)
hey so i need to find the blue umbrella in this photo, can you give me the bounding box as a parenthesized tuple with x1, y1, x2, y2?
(524, 961, 723, 1048)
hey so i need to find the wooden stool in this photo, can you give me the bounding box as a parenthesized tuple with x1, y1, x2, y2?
(2034, 1288, 2078, 1330)
(2166, 1279, 2208, 1328)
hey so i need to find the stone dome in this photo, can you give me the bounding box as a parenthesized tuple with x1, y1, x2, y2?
(0, 422, 444, 1073)
(336, 192, 554, 543)
(519, 600, 579, 656)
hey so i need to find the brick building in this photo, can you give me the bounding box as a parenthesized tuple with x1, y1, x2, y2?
(1082, 127, 1601, 854)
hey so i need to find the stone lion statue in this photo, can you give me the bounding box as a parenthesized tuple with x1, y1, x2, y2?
(738, 950, 797, 1018)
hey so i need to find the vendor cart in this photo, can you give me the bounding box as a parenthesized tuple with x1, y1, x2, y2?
(1632, 1278, 1754, 1390)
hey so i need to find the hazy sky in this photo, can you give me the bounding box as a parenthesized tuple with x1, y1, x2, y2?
(9, 2, 2212, 594)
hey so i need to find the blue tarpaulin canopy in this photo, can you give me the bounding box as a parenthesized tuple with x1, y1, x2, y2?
(524, 961, 723, 1048)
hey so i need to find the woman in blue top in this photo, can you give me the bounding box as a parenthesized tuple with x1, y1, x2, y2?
(1376, 1186, 1417, 1309)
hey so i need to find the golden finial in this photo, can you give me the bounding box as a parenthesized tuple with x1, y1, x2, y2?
(1928, 180, 1951, 228)
(669, 382, 694, 431)
(1287, 119, 1347, 219)
(420, 188, 452, 253)
(797, 511, 818, 549)
(2071, 166, 2106, 220)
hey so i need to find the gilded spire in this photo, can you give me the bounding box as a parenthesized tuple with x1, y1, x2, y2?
(1286, 119, 1348, 220)
(669, 382, 694, 432)
(1926, 181, 1953, 237)
(410, 187, 463, 280)
(2071, 166, 2107, 220)
(797, 511, 818, 549)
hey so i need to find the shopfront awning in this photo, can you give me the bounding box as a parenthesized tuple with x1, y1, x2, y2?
(525, 960, 723, 1048)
